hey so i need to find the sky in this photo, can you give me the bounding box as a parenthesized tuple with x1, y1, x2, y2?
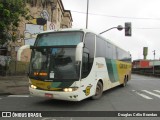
(62, 0, 160, 61)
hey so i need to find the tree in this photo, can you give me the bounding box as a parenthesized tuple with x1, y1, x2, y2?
(0, 0, 30, 46)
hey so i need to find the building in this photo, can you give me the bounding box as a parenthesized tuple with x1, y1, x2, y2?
(132, 59, 160, 68)
(7, 0, 73, 62)
(132, 60, 150, 69)
(132, 59, 160, 76)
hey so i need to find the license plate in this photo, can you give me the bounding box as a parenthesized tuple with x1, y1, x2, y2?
(45, 93, 53, 98)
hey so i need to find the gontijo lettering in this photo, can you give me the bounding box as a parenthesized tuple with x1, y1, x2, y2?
(119, 64, 128, 69)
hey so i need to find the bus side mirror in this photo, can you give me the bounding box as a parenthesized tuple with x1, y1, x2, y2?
(75, 42, 84, 62)
(17, 45, 30, 61)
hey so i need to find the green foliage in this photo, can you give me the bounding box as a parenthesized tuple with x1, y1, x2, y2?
(0, 0, 30, 45)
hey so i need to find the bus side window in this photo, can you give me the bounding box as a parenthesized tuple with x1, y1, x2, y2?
(82, 33, 95, 79)
(96, 37, 106, 57)
(82, 48, 89, 78)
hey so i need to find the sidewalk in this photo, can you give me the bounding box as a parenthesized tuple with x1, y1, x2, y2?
(0, 76, 29, 95)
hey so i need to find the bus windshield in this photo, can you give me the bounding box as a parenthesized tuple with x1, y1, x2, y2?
(29, 31, 84, 81)
(35, 31, 83, 46)
(29, 47, 80, 81)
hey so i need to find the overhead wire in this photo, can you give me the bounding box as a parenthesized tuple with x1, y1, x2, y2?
(134, 27, 160, 30)
(71, 10, 160, 21)
(71, 10, 160, 30)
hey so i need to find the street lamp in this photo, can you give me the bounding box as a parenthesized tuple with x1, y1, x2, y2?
(99, 25, 123, 34)
(99, 22, 132, 36)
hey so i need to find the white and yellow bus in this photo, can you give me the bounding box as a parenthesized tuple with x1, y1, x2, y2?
(18, 28, 132, 101)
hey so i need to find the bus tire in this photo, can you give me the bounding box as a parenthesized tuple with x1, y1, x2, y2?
(122, 76, 127, 87)
(91, 81, 103, 100)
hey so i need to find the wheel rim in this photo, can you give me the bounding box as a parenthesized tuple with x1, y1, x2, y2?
(95, 84, 101, 96)
(91, 82, 103, 99)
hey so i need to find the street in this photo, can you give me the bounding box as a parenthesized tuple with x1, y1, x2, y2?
(0, 74, 160, 120)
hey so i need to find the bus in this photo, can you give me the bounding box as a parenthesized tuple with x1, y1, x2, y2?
(17, 28, 132, 101)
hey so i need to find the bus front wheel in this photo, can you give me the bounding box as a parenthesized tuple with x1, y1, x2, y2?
(91, 81, 103, 100)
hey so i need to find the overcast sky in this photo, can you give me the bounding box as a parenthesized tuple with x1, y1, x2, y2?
(62, 0, 160, 60)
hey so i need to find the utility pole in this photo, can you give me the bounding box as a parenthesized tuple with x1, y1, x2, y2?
(86, 0, 89, 29)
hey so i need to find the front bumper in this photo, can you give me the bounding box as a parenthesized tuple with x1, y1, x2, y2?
(29, 87, 82, 101)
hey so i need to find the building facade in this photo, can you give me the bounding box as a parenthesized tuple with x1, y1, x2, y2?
(8, 0, 72, 62)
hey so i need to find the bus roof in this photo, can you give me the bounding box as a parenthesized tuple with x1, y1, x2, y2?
(39, 28, 130, 54)
(39, 28, 113, 45)
(39, 28, 96, 34)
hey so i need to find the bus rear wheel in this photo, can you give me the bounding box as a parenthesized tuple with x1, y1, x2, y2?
(122, 76, 127, 87)
(91, 81, 103, 100)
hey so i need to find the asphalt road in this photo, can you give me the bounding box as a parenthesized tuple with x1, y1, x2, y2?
(0, 74, 160, 120)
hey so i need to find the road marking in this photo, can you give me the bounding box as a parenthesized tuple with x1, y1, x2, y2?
(142, 90, 160, 98)
(8, 95, 30, 97)
(153, 90, 160, 94)
(132, 90, 153, 100)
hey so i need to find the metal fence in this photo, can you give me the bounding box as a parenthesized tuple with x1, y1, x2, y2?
(0, 60, 29, 76)
(132, 67, 160, 77)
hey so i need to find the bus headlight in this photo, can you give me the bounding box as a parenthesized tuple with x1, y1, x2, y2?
(31, 84, 37, 89)
(63, 87, 78, 92)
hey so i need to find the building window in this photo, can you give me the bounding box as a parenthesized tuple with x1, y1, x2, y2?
(58, 8, 61, 21)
